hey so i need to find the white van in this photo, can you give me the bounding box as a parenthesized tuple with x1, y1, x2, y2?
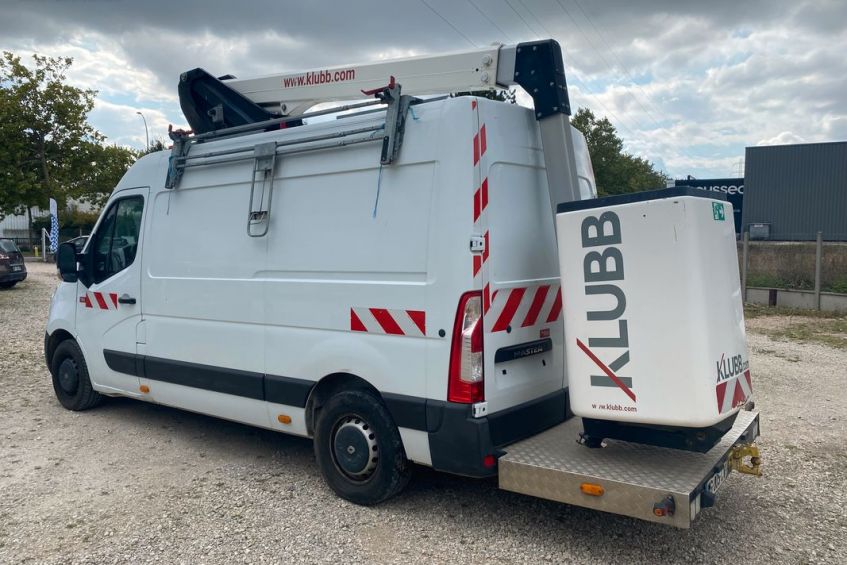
(47, 41, 760, 524)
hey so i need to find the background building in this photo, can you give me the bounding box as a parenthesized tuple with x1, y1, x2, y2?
(0, 208, 49, 249)
(742, 141, 847, 241)
(0, 200, 95, 251)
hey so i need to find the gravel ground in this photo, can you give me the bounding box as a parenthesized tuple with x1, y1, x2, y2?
(1, 262, 845, 564)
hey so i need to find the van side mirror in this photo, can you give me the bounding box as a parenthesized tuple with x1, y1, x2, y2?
(56, 242, 79, 283)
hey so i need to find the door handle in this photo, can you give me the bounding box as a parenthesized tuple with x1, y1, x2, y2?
(118, 294, 136, 305)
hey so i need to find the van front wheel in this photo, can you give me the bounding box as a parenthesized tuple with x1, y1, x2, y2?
(313, 390, 410, 505)
(50, 340, 103, 411)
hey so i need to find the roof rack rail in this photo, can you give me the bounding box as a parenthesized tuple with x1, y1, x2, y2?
(166, 78, 412, 189)
(168, 39, 585, 228)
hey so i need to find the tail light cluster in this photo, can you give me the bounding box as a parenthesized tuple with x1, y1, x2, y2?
(448, 291, 484, 403)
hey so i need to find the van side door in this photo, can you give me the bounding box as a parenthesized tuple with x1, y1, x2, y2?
(138, 172, 268, 427)
(75, 188, 148, 395)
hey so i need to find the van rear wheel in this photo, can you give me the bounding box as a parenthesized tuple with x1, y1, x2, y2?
(50, 340, 103, 411)
(313, 389, 410, 505)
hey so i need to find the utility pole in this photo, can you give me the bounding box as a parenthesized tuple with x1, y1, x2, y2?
(136, 111, 149, 150)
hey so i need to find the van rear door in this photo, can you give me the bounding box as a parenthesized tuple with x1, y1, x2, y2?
(481, 163, 565, 414)
(468, 100, 566, 417)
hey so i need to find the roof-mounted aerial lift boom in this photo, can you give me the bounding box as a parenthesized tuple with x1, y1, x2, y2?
(173, 39, 583, 218)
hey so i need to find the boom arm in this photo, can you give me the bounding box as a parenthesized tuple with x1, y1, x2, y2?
(177, 39, 583, 209)
(226, 45, 504, 117)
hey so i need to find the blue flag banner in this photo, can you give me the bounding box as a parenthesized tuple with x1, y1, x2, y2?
(49, 198, 59, 254)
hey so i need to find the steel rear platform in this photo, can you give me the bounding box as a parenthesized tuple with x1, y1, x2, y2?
(498, 410, 760, 528)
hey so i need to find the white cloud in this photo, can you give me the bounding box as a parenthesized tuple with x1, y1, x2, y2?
(0, 0, 844, 176)
(2, 30, 185, 149)
(756, 131, 809, 146)
(5, 32, 174, 104)
(89, 99, 185, 148)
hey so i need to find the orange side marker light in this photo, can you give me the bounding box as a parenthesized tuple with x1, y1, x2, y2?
(580, 483, 604, 496)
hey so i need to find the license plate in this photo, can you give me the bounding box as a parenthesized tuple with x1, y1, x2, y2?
(11, 266, 21, 272)
(705, 460, 731, 495)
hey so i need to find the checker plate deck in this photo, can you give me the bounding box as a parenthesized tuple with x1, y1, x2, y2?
(498, 410, 759, 528)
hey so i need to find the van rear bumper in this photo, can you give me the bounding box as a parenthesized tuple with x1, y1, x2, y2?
(427, 389, 570, 477)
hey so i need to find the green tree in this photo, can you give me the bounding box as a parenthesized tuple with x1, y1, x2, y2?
(32, 206, 101, 239)
(453, 88, 517, 104)
(73, 142, 138, 209)
(570, 108, 667, 196)
(0, 52, 136, 246)
(138, 136, 168, 156)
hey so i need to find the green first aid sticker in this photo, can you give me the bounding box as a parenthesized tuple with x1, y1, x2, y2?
(712, 202, 725, 221)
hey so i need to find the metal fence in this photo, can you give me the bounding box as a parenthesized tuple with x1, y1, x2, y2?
(3, 228, 90, 254)
(741, 231, 847, 312)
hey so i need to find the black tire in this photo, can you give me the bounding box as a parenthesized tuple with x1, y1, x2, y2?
(0, 281, 16, 289)
(50, 340, 103, 411)
(313, 389, 410, 505)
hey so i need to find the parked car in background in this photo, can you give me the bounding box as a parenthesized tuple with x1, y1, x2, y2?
(0, 239, 27, 288)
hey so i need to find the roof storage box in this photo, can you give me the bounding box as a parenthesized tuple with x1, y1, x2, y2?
(556, 189, 751, 451)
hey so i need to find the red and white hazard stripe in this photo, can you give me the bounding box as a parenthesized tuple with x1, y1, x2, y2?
(716, 369, 752, 414)
(487, 284, 562, 333)
(350, 307, 426, 337)
(471, 100, 494, 316)
(79, 291, 119, 310)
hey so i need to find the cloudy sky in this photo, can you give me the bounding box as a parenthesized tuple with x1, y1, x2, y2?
(2, 0, 845, 178)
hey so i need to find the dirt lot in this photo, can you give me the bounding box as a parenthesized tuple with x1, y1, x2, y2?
(1, 262, 845, 564)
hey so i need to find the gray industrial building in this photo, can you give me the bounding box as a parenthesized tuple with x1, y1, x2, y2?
(742, 141, 847, 241)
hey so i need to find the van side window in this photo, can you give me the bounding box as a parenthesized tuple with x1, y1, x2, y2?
(91, 196, 144, 284)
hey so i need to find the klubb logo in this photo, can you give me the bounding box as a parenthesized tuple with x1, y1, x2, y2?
(282, 68, 356, 88)
(716, 353, 748, 383)
(577, 211, 637, 403)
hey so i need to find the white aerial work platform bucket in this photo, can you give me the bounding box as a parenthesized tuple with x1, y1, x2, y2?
(556, 188, 751, 452)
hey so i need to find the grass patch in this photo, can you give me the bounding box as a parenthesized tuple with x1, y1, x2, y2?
(745, 305, 847, 349)
(744, 304, 846, 319)
(758, 319, 847, 350)
(763, 321, 847, 350)
(746, 273, 814, 291)
(746, 274, 847, 294)
(829, 279, 847, 294)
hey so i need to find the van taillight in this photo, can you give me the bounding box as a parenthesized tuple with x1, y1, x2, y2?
(448, 291, 484, 403)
